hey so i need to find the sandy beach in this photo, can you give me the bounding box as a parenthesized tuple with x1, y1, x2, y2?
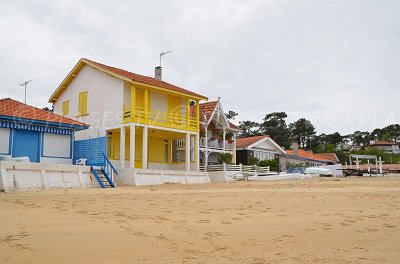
(1, 177, 400, 263)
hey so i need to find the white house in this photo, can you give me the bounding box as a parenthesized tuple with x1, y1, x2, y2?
(49, 58, 210, 186)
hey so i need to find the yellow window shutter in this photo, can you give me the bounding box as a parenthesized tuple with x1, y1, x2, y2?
(78, 91, 88, 116)
(82, 91, 88, 115)
(62, 101, 69, 116)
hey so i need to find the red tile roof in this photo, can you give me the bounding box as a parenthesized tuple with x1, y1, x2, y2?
(85, 59, 207, 99)
(0, 98, 88, 128)
(200, 101, 218, 121)
(236, 135, 269, 149)
(49, 58, 208, 103)
(285, 149, 332, 162)
(191, 100, 240, 130)
(316, 153, 340, 163)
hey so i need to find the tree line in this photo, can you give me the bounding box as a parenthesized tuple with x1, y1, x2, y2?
(227, 111, 400, 163)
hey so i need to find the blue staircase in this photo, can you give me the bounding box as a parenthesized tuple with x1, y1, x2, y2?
(89, 153, 119, 189)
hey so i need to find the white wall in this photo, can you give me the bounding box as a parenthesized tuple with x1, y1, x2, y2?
(0, 128, 10, 154)
(0, 161, 94, 192)
(53, 64, 124, 140)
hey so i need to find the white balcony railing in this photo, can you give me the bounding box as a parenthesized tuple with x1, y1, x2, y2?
(199, 137, 234, 150)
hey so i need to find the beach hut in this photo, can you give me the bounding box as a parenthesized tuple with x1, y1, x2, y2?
(0, 98, 88, 164)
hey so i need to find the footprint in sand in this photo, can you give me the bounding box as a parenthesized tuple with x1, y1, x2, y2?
(220, 220, 232, 224)
(382, 223, 396, 228)
(198, 219, 210, 223)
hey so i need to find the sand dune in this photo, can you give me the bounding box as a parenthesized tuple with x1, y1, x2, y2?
(1, 177, 400, 263)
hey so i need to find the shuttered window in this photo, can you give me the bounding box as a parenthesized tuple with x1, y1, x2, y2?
(62, 100, 69, 116)
(78, 91, 88, 116)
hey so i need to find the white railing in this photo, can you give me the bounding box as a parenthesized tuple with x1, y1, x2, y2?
(200, 163, 270, 174)
(199, 137, 234, 150)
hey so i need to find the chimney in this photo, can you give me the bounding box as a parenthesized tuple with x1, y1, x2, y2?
(291, 142, 299, 156)
(155, 66, 162, 81)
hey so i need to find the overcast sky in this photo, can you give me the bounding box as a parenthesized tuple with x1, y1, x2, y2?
(0, 0, 399, 134)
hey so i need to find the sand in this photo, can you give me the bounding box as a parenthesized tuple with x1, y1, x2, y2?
(1, 177, 400, 263)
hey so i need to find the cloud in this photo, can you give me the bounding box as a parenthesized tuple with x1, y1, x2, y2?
(0, 0, 399, 134)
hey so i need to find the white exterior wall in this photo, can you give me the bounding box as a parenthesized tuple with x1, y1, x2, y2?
(0, 161, 94, 192)
(53, 65, 124, 140)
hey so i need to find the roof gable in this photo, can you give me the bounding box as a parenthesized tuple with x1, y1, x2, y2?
(49, 58, 208, 103)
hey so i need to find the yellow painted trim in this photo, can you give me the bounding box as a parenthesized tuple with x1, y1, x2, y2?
(186, 98, 190, 129)
(131, 84, 136, 121)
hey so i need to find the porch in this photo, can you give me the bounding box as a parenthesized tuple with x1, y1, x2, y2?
(199, 137, 234, 151)
(107, 124, 200, 172)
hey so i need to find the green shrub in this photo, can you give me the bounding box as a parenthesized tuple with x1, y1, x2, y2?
(218, 153, 232, 164)
(257, 159, 278, 171)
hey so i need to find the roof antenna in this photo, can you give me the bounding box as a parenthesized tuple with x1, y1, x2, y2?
(19, 80, 32, 104)
(159, 51, 172, 67)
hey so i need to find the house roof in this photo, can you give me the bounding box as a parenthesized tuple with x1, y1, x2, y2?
(0, 98, 89, 130)
(370, 141, 399, 146)
(236, 135, 270, 149)
(191, 100, 241, 131)
(316, 153, 340, 163)
(285, 149, 332, 162)
(49, 58, 208, 103)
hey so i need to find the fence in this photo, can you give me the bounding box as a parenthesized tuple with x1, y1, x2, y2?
(200, 163, 270, 174)
(73, 137, 107, 165)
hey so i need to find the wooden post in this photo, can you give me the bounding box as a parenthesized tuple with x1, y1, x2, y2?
(130, 84, 136, 121)
(195, 100, 200, 130)
(142, 126, 148, 169)
(120, 126, 125, 169)
(143, 88, 149, 123)
(186, 98, 191, 129)
(185, 133, 190, 172)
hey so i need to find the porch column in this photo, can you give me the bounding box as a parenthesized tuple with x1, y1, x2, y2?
(120, 126, 125, 169)
(204, 128, 208, 167)
(195, 133, 200, 171)
(129, 124, 135, 168)
(142, 126, 148, 169)
(233, 133, 237, 164)
(185, 132, 190, 172)
(222, 129, 226, 152)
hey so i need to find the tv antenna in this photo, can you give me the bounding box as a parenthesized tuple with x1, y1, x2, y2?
(159, 51, 172, 67)
(19, 80, 32, 104)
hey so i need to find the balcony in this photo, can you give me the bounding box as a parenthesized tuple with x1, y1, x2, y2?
(123, 106, 198, 131)
(199, 137, 234, 151)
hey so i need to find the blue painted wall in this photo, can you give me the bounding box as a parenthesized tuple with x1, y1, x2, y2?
(74, 137, 107, 165)
(12, 129, 40, 162)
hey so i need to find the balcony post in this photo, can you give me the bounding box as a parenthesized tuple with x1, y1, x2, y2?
(186, 98, 191, 129)
(143, 88, 149, 123)
(195, 100, 200, 130)
(130, 84, 136, 121)
(120, 126, 125, 169)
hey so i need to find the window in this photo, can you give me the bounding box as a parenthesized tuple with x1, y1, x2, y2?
(0, 128, 10, 154)
(78, 91, 88, 116)
(62, 100, 69, 116)
(172, 138, 185, 162)
(42, 133, 70, 158)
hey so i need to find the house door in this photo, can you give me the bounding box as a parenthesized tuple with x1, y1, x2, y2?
(12, 129, 40, 162)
